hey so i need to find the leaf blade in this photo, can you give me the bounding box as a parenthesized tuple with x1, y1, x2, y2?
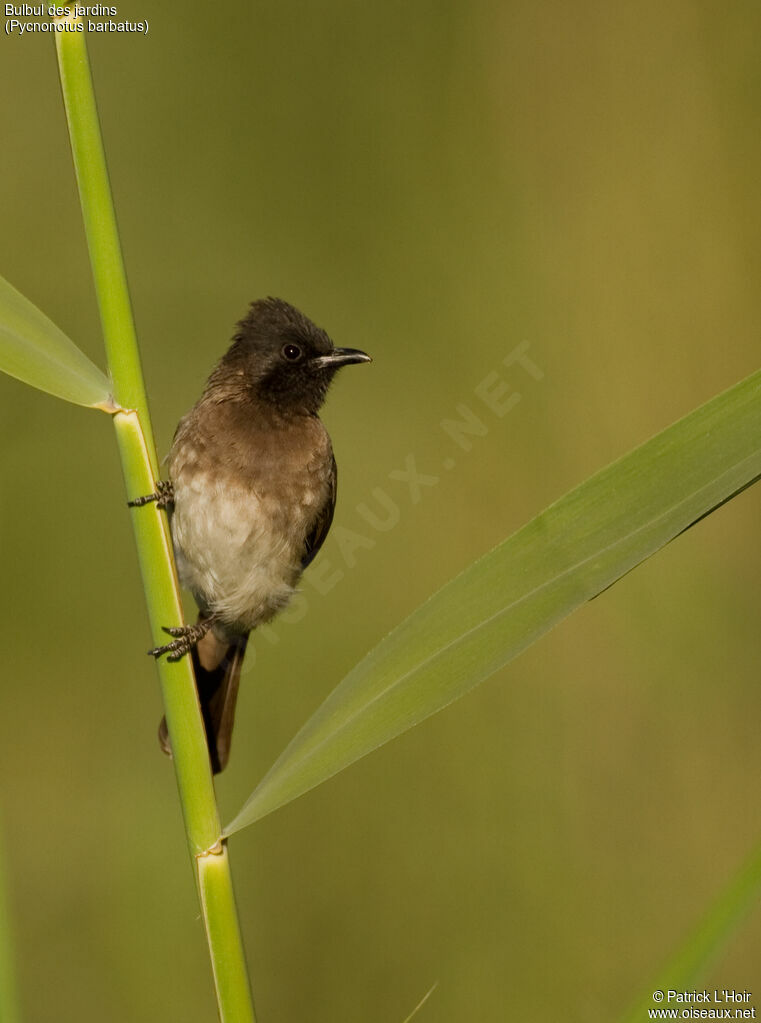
(225, 368, 761, 834)
(0, 273, 113, 409)
(619, 841, 761, 1022)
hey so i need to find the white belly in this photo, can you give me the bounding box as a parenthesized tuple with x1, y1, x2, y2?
(170, 472, 301, 631)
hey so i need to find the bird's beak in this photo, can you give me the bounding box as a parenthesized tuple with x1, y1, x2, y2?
(310, 347, 372, 370)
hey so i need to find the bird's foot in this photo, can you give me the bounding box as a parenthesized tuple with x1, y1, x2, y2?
(149, 619, 212, 662)
(128, 479, 175, 509)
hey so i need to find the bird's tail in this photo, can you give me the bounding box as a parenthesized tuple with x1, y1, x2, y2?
(158, 618, 249, 774)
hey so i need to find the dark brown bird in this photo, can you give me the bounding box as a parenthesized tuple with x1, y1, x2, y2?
(131, 298, 371, 772)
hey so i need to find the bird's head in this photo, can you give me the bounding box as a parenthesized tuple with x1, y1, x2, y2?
(219, 297, 370, 414)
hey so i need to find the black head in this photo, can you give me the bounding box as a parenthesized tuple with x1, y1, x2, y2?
(217, 297, 370, 414)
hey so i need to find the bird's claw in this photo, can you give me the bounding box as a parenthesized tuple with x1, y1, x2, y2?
(129, 479, 175, 509)
(148, 621, 211, 661)
(148, 638, 193, 662)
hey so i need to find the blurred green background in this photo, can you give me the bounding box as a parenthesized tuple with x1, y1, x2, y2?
(2, 1, 761, 1020)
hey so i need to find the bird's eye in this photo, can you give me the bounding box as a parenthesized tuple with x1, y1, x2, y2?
(282, 343, 303, 362)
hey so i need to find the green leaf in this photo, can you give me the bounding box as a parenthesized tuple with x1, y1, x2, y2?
(619, 842, 761, 1022)
(0, 272, 114, 410)
(225, 368, 761, 835)
(0, 821, 21, 1023)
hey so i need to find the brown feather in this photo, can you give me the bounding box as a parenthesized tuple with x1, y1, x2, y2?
(158, 617, 248, 774)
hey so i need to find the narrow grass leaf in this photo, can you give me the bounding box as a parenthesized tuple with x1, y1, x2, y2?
(400, 983, 438, 1023)
(0, 272, 113, 410)
(225, 368, 761, 834)
(620, 841, 761, 1022)
(0, 822, 21, 1023)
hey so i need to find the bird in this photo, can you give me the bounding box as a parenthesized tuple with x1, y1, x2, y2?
(130, 297, 371, 773)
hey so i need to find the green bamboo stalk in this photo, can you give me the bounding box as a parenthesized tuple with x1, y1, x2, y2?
(53, 15, 255, 1021)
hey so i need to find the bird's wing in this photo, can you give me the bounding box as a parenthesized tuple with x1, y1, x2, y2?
(301, 453, 337, 569)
